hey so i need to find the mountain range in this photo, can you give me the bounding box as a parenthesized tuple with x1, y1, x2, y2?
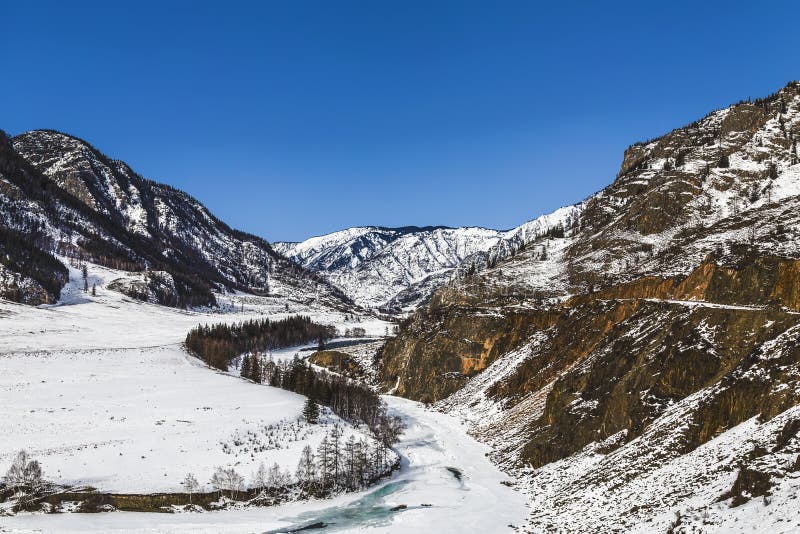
(275, 204, 581, 313)
(4, 81, 800, 531)
(377, 81, 800, 531)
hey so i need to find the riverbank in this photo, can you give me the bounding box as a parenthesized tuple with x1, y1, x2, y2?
(2, 396, 527, 533)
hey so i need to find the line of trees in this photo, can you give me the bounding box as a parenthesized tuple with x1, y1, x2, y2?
(297, 423, 397, 494)
(185, 316, 336, 371)
(200, 422, 398, 501)
(0, 225, 68, 302)
(239, 354, 403, 444)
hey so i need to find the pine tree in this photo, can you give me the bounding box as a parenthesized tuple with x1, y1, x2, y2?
(330, 423, 343, 487)
(356, 439, 369, 484)
(344, 434, 357, 489)
(91, 283, 96, 296)
(303, 397, 320, 424)
(768, 162, 779, 179)
(82, 264, 89, 293)
(249, 354, 262, 383)
(240, 354, 252, 380)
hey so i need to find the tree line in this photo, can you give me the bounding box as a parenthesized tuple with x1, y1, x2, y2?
(242, 354, 403, 445)
(0, 225, 68, 302)
(195, 420, 399, 502)
(185, 315, 336, 371)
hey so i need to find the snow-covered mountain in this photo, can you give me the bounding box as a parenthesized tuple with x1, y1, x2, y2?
(0, 129, 352, 309)
(380, 81, 800, 531)
(275, 225, 505, 312)
(274, 206, 586, 314)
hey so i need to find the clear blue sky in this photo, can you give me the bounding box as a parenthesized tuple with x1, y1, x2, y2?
(3, 1, 799, 242)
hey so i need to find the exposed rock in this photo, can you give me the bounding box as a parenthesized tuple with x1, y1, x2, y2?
(309, 350, 366, 379)
(377, 81, 800, 531)
(0, 129, 353, 309)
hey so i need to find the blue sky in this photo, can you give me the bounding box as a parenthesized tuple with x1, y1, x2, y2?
(3, 1, 799, 242)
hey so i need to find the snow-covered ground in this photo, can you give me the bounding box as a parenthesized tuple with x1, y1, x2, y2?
(0, 262, 385, 495)
(1, 262, 526, 532)
(0, 342, 366, 494)
(1, 397, 527, 533)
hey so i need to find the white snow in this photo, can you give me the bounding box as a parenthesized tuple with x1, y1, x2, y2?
(0, 261, 526, 532)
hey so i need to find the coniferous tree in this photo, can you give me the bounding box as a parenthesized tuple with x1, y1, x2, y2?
(768, 162, 779, 179)
(317, 433, 332, 489)
(344, 434, 358, 489)
(249, 353, 262, 383)
(330, 423, 343, 488)
(240, 354, 252, 380)
(295, 445, 316, 490)
(303, 397, 320, 424)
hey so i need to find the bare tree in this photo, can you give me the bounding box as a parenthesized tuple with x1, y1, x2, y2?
(266, 462, 290, 489)
(296, 445, 316, 489)
(181, 473, 199, 504)
(252, 462, 268, 490)
(210, 466, 244, 499)
(5, 450, 44, 492)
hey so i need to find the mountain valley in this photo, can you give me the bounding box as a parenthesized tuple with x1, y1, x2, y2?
(4, 82, 800, 533)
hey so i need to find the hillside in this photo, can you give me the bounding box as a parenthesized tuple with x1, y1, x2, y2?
(275, 225, 504, 312)
(275, 206, 582, 314)
(0, 130, 352, 310)
(378, 81, 800, 531)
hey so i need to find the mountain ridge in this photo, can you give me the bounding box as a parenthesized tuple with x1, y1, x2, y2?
(377, 80, 800, 532)
(274, 203, 583, 313)
(0, 128, 354, 310)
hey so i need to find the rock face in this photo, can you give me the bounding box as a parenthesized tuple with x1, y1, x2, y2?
(0, 129, 352, 309)
(379, 82, 800, 531)
(275, 226, 504, 312)
(275, 204, 583, 313)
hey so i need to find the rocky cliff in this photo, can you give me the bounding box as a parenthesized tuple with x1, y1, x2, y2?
(378, 81, 800, 531)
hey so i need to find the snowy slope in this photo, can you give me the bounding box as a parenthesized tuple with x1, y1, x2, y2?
(1, 398, 526, 533)
(0, 263, 387, 495)
(275, 205, 585, 314)
(0, 129, 353, 310)
(0, 263, 526, 532)
(275, 226, 505, 312)
(439, 315, 800, 533)
(380, 81, 800, 532)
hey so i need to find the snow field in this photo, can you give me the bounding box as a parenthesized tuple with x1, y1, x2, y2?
(1, 260, 528, 532)
(0, 261, 387, 494)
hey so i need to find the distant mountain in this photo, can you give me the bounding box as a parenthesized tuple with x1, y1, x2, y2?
(0, 129, 352, 309)
(274, 205, 585, 314)
(379, 81, 800, 531)
(274, 225, 505, 312)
